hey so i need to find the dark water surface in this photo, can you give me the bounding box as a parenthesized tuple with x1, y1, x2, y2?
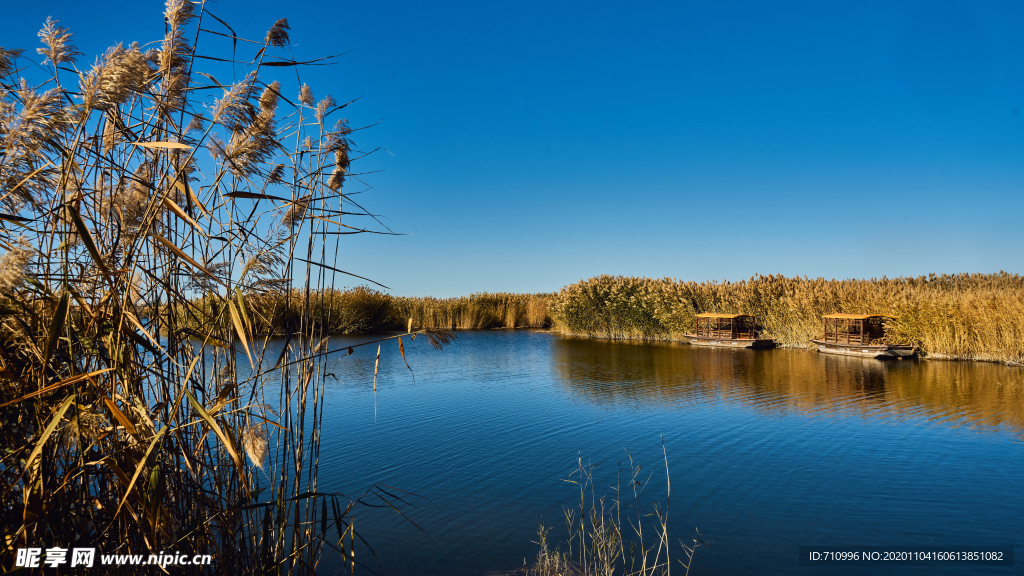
(288, 330, 1023, 575)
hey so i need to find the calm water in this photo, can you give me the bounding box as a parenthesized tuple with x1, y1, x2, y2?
(271, 330, 1023, 575)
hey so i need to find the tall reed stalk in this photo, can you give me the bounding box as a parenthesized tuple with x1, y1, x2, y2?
(0, 4, 448, 573)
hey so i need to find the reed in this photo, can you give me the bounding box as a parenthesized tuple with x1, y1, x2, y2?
(394, 292, 554, 330)
(177, 287, 396, 335)
(0, 5, 447, 573)
(549, 273, 1024, 365)
(520, 443, 705, 576)
(173, 289, 554, 335)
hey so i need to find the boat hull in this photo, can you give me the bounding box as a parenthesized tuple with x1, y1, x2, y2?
(684, 335, 776, 349)
(811, 340, 917, 359)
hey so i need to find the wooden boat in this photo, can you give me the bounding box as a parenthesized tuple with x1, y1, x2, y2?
(810, 314, 917, 359)
(683, 313, 776, 348)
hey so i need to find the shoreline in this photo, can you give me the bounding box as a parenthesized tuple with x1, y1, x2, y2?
(173, 271, 1024, 367)
(240, 326, 1024, 368)
(549, 273, 1024, 368)
(542, 328, 1024, 368)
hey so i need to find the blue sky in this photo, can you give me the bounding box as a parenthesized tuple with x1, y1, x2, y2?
(7, 0, 1024, 296)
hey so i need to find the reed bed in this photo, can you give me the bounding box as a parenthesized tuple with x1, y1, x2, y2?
(178, 287, 396, 335)
(0, 5, 450, 573)
(549, 273, 1024, 365)
(393, 292, 553, 330)
(174, 290, 554, 335)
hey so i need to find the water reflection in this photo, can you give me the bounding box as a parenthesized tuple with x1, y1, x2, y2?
(249, 331, 1024, 575)
(553, 337, 1024, 434)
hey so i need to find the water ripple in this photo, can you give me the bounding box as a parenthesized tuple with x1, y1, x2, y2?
(243, 331, 1024, 575)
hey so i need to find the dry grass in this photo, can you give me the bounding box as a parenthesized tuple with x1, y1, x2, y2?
(518, 445, 705, 576)
(180, 286, 396, 335)
(173, 289, 554, 335)
(550, 273, 1024, 365)
(0, 5, 448, 573)
(394, 292, 554, 330)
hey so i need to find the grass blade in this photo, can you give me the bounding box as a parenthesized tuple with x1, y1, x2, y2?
(0, 368, 112, 408)
(6, 395, 75, 494)
(66, 206, 109, 275)
(229, 299, 255, 369)
(132, 141, 192, 150)
(184, 388, 244, 476)
(162, 195, 207, 236)
(152, 234, 228, 287)
(42, 291, 70, 370)
(397, 336, 414, 382)
(102, 396, 140, 436)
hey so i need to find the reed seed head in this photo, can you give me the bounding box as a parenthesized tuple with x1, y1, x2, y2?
(0, 48, 24, 77)
(298, 83, 314, 106)
(102, 113, 120, 154)
(259, 81, 281, 115)
(265, 19, 291, 48)
(61, 407, 108, 450)
(163, 0, 195, 30)
(315, 95, 335, 123)
(96, 44, 150, 108)
(210, 72, 256, 132)
(0, 236, 32, 293)
(37, 17, 81, 65)
(185, 112, 207, 134)
(282, 195, 310, 228)
(243, 424, 268, 470)
(267, 163, 286, 185)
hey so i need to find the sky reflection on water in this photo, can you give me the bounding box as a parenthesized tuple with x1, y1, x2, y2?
(239, 331, 1023, 575)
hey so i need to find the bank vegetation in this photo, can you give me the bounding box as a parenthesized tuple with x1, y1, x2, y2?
(0, 4, 445, 573)
(177, 289, 554, 334)
(548, 273, 1024, 365)
(183, 272, 1024, 367)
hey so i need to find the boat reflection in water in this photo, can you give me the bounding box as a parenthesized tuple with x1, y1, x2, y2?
(243, 331, 1024, 576)
(552, 336, 1024, 433)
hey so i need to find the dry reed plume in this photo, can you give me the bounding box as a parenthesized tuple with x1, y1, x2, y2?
(550, 273, 1024, 365)
(0, 4, 448, 573)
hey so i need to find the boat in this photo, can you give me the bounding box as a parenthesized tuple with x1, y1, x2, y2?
(683, 313, 776, 348)
(810, 314, 917, 359)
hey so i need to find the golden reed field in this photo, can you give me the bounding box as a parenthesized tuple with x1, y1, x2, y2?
(177, 289, 555, 334)
(548, 273, 1024, 365)
(188, 271, 1024, 366)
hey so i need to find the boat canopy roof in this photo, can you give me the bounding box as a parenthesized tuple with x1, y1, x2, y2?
(822, 313, 895, 320)
(696, 313, 753, 319)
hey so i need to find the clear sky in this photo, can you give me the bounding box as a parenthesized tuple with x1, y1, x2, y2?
(7, 0, 1024, 296)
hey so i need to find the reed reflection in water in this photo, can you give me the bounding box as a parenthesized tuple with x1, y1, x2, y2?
(554, 337, 1024, 434)
(237, 331, 1023, 575)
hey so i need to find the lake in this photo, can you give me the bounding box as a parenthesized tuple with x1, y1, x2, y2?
(273, 330, 1023, 574)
